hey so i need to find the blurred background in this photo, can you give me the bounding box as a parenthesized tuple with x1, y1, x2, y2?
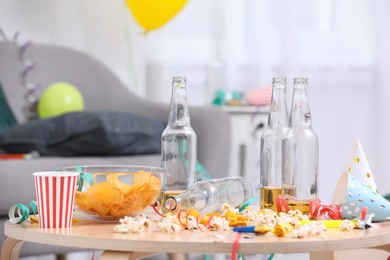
(1, 0, 390, 205)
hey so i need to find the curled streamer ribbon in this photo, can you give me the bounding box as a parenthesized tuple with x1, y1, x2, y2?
(238, 196, 258, 212)
(0, 28, 41, 119)
(8, 201, 38, 224)
(309, 199, 342, 220)
(275, 196, 291, 213)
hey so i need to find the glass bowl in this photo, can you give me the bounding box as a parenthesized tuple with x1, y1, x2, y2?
(57, 165, 165, 222)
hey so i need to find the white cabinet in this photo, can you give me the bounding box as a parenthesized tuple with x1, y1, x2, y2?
(221, 106, 269, 177)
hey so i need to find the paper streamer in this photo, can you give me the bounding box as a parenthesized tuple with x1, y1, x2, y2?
(8, 201, 38, 224)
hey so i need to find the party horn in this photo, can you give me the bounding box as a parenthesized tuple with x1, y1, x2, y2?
(233, 225, 272, 234)
(300, 218, 371, 229)
(273, 223, 293, 237)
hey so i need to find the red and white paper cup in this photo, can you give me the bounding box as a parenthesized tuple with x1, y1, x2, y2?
(33, 171, 79, 228)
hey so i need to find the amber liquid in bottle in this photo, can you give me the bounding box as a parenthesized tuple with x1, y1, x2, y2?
(282, 185, 310, 214)
(260, 186, 282, 211)
(286, 200, 310, 214)
(261, 185, 296, 212)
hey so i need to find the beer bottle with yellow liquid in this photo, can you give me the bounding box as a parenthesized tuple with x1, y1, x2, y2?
(165, 176, 253, 214)
(260, 77, 289, 211)
(161, 77, 197, 213)
(282, 77, 319, 214)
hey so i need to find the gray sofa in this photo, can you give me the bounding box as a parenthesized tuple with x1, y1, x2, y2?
(0, 41, 231, 258)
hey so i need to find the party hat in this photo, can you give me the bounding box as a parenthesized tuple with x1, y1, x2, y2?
(343, 138, 378, 193)
(332, 172, 390, 222)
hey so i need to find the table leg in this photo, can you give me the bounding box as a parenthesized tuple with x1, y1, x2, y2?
(100, 250, 158, 260)
(1, 238, 24, 260)
(310, 251, 335, 260)
(167, 253, 186, 260)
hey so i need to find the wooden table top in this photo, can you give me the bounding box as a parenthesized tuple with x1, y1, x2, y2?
(4, 219, 390, 256)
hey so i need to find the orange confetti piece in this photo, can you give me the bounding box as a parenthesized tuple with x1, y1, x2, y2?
(225, 212, 247, 227)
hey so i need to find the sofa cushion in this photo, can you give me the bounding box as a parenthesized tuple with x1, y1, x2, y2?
(0, 111, 166, 156)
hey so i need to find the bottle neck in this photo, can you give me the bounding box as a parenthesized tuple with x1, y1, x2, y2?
(268, 78, 288, 129)
(289, 78, 312, 128)
(168, 78, 190, 128)
(165, 196, 180, 211)
(165, 188, 204, 211)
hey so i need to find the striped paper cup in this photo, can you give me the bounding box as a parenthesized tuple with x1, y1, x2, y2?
(33, 171, 79, 228)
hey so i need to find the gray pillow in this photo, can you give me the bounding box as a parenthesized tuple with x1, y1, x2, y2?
(0, 111, 166, 156)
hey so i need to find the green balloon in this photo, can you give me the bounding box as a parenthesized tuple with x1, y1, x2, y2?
(37, 82, 84, 119)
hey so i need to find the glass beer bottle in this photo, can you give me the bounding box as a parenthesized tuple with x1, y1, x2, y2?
(260, 77, 289, 211)
(161, 77, 197, 213)
(282, 77, 319, 214)
(165, 176, 253, 214)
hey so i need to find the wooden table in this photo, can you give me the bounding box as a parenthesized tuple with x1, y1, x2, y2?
(2, 219, 390, 260)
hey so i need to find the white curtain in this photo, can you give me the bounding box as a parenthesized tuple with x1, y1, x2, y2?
(2, 0, 390, 203)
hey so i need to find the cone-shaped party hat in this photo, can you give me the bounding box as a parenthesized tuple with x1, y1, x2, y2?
(343, 138, 378, 193)
(332, 172, 390, 222)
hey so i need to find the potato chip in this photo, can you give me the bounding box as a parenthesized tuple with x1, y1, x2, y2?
(75, 171, 161, 219)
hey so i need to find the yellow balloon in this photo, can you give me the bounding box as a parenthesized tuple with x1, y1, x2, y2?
(125, 0, 188, 33)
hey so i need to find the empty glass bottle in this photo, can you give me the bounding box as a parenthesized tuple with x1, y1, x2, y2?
(282, 77, 319, 214)
(161, 77, 197, 213)
(260, 77, 289, 211)
(165, 176, 253, 214)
